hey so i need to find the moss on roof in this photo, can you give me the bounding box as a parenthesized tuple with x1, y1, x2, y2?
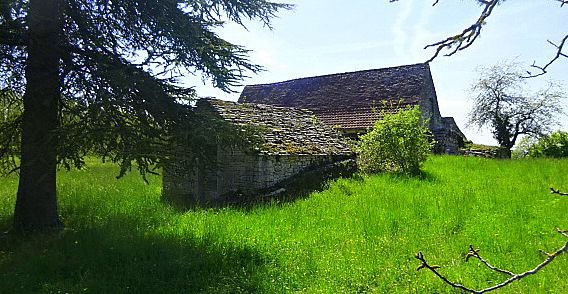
(239, 63, 431, 130)
(198, 98, 352, 156)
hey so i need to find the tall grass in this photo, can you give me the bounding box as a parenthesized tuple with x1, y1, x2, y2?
(1, 156, 567, 293)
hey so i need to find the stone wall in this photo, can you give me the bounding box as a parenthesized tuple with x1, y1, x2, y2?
(432, 117, 467, 153)
(163, 147, 350, 204)
(433, 129, 461, 154)
(162, 98, 354, 206)
(162, 157, 199, 204)
(420, 65, 443, 130)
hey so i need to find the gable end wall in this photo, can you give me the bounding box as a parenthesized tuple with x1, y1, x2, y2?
(420, 65, 443, 130)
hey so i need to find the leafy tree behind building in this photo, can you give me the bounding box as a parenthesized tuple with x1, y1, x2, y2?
(467, 61, 566, 158)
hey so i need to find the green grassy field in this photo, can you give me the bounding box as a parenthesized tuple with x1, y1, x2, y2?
(1, 156, 567, 293)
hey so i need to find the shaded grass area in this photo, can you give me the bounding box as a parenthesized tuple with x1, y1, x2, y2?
(1, 156, 567, 293)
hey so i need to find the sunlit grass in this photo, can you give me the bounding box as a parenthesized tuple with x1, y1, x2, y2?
(1, 156, 567, 293)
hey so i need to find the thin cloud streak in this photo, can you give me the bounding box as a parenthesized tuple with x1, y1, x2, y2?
(393, 0, 414, 59)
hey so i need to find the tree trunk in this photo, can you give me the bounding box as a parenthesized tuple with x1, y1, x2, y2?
(495, 147, 512, 159)
(13, 0, 64, 232)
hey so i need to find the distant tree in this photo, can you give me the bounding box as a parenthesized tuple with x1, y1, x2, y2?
(468, 61, 566, 158)
(0, 0, 291, 232)
(511, 136, 538, 159)
(529, 130, 568, 158)
(356, 106, 432, 175)
(389, 0, 567, 77)
(0, 88, 21, 172)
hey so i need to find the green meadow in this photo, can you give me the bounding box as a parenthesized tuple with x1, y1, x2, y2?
(1, 156, 567, 293)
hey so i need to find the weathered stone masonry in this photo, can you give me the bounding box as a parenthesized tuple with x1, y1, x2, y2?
(163, 63, 469, 204)
(218, 151, 332, 192)
(163, 99, 353, 204)
(239, 63, 468, 152)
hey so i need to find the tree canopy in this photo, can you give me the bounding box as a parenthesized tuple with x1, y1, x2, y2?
(0, 0, 291, 231)
(468, 61, 566, 157)
(528, 130, 568, 158)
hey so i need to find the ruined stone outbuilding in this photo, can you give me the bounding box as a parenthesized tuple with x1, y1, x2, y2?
(239, 63, 467, 153)
(162, 98, 354, 204)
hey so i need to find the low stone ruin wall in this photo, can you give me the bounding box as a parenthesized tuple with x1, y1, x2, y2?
(433, 130, 462, 154)
(162, 149, 354, 205)
(218, 151, 325, 193)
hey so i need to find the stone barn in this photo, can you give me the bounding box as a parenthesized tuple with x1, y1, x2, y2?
(162, 98, 354, 204)
(239, 63, 467, 153)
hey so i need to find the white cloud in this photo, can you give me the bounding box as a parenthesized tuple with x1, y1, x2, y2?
(392, 0, 414, 59)
(254, 49, 288, 71)
(410, 1, 435, 60)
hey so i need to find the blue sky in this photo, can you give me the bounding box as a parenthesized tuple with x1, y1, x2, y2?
(186, 0, 568, 145)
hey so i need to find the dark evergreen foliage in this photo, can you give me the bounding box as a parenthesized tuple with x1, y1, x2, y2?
(0, 0, 290, 231)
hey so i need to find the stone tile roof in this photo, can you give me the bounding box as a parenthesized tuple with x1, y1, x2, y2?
(199, 98, 353, 156)
(239, 63, 430, 130)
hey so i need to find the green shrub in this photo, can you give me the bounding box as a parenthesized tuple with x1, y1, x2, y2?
(355, 106, 433, 175)
(528, 130, 568, 158)
(512, 136, 538, 159)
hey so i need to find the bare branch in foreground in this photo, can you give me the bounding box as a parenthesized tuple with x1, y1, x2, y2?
(525, 34, 568, 78)
(416, 229, 568, 293)
(465, 245, 515, 276)
(423, 0, 500, 62)
(389, 0, 567, 77)
(550, 187, 568, 196)
(415, 251, 479, 293)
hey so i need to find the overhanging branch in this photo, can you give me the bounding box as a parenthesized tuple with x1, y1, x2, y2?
(465, 245, 515, 276)
(389, 0, 567, 77)
(415, 251, 478, 293)
(423, 0, 499, 62)
(525, 34, 568, 78)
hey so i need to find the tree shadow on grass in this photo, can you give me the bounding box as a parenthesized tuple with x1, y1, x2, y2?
(0, 215, 273, 294)
(0, 215, 12, 234)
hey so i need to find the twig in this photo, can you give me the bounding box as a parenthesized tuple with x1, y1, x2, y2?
(550, 187, 568, 196)
(558, 227, 568, 237)
(423, 0, 499, 62)
(399, 0, 567, 77)
(465, 245, 515, 276)
(415, 251, 478, 293)
(524, 34, 568, 78)
(416, 229, 568, 293)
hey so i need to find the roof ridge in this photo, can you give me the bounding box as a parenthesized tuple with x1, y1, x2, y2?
(203, 97, 314, 113)
(244, 62, 429, 88)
